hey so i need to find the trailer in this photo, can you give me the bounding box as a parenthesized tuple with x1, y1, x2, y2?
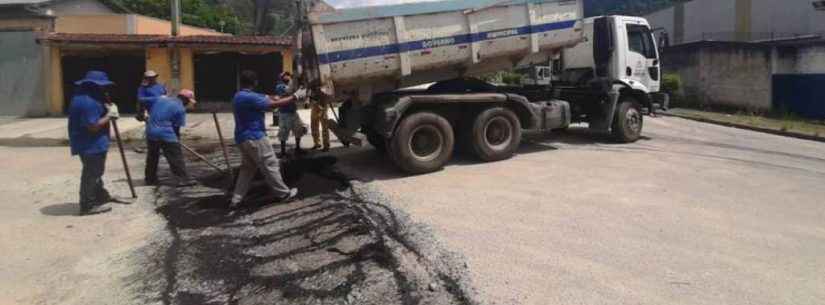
(295, 0, 665, 174)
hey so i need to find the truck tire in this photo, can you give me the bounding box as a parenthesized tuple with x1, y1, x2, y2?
(470, 107, 522, 162)
(611, 98, 644, 143)
(390, 112, 455, 174)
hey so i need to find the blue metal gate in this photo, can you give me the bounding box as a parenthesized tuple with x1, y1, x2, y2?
(772, 74, 825, 119)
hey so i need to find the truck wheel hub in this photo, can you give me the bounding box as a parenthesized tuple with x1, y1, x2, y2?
(625, 108, 642, 134)
(484, 117, 512, 149)
(409, 125, 443, 161)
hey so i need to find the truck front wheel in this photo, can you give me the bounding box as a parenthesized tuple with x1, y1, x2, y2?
(390, 112, 455, 174)
(611, 98, 644, 143)
(470, 107, 522, 162)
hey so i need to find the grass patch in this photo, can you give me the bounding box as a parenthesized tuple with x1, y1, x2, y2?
(669, 108, 825, 138)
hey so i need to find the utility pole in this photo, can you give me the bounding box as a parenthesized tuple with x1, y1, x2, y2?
(169, 0, 182, 91)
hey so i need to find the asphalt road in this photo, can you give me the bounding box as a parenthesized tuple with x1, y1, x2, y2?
(335, 116, 825, 305)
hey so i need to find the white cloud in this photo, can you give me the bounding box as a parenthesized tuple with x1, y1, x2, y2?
(326, 0, 442, 8)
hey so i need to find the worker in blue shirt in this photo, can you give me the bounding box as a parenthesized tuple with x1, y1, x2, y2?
(136, 70, 167, 122)
(230, 70, 307, 209)
(143, 89, 198, 187)
(68, 71, 133, 216)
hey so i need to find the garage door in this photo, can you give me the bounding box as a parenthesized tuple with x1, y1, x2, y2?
(773, 74, 825, 119)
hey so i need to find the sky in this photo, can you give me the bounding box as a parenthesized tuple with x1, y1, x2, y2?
(326, 0, 442, 8)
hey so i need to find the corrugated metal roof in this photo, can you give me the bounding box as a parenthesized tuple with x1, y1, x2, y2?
(314, 0, 562, 24)
(38, 33, 293, 46)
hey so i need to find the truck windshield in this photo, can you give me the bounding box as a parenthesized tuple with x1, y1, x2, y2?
(627, 24, 657, 59)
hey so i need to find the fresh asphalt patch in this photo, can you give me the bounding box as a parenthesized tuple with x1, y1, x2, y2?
(134, 147, 481, 305)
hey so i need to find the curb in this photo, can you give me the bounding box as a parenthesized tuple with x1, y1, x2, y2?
(660, 112, 825, 144)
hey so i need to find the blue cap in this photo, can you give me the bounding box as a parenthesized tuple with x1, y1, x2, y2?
(74, 70, 114, 86)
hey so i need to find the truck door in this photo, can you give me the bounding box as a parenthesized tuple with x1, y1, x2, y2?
(623, 21, 660, 92)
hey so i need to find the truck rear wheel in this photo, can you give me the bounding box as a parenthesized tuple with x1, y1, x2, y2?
(470, 107, 522, 161)
(611, 98, 644, 143)
(391, 112, 455, 174)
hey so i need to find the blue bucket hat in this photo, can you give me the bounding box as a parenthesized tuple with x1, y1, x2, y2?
(74, 70, 114, 86)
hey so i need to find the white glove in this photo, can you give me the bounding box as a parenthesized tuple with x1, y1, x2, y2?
(292, 88, 308, 100)
(105, 103, 120, 120)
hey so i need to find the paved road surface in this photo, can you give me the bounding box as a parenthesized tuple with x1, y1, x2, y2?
(336, 116, 825, 305)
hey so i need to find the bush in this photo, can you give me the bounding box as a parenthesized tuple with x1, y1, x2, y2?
(661, 74, 681, 94)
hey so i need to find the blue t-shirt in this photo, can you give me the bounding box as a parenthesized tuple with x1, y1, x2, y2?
(275, 82, 297, 113)
(68, 94, 110, 156)
(138, 83, 167, 109)
(233, 89, 270, 144)
(146, 96, 186, 143)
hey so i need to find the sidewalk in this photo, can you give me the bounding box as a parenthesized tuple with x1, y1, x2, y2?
(663, 108, 825, 143)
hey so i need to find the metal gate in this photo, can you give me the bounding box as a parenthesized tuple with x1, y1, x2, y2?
(0, 30, 45, 116)
(772, 74, 825, 119)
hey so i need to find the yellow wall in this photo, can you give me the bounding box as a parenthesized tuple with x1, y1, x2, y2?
(179, 48, 194, 91)
(54, 14, 225, 36)
(146, 48, 172, 85)
(55, 15, 128, 34)
(145, 47, 195, 92)
(48, 47, 64, 115)
(135, 15, 226, 36)
(282, 50, 294, 74)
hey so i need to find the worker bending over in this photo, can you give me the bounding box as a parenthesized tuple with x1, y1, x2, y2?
(68, 71, 133, 216)
(143, 89, 198, 187)
(230, 70, 307, 209)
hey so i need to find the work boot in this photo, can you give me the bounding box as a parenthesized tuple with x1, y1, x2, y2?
(107, 195, 135, 205)
(81, 204, 112, 216)
(280, 188, 299, 203)
(176, 178, 199, 188)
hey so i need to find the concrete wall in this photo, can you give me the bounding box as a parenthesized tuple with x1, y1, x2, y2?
(664, 41, 825, 112)
(48, 0, 115, 16)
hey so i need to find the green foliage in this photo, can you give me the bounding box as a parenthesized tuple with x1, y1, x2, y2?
(661, 73, 681, 94)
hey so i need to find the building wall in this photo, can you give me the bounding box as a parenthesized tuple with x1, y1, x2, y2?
(646, 0, 825, 44)
(55, 15, 129, 34)
(145, 47, 195, 92)
(664, 41, 825, 112)
(134, 16, 225, 36)
(794, 45, 825, 73)
(48, 0, 115, 16)
(0, 18, 53, 31)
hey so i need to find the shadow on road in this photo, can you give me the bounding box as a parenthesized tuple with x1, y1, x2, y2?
(39, 203, 79, 217)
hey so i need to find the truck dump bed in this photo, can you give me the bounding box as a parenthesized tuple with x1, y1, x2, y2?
(305, 0, 584, 98)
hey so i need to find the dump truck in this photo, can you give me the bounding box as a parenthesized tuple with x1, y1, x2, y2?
(294, 0, 666, 174)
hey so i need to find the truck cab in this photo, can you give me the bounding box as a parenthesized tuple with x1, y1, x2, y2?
(557, 16, 661, 94)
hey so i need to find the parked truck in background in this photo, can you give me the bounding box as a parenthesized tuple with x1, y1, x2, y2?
(294, 0, 666, 174)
